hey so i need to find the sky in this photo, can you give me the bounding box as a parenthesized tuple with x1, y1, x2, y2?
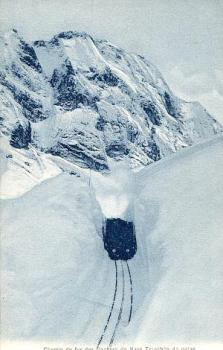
(0, 0, 222, 123)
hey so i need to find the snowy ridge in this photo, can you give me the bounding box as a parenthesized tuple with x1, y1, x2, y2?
(0, 29, 222, 179)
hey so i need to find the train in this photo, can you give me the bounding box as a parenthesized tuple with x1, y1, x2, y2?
(103, 218, 137, 261)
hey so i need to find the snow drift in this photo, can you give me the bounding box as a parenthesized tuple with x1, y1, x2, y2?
(1, 135, 223, 348)
(130, 135, 223, 344)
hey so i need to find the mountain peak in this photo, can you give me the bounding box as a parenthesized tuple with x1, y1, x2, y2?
(0, 29, 222, 172)
(56, 30, 92, 40)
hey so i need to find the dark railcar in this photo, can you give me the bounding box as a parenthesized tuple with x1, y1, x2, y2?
(103, 218, 137, 261)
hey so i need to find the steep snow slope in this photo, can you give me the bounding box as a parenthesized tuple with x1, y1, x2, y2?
(1, 135, 223, 348)
(0, 29, 222, 173)
(0, 138, 61, 199)
(130, 135, 223, 344)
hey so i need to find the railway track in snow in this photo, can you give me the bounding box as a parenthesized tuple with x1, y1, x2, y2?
(97, 260, 133, 348)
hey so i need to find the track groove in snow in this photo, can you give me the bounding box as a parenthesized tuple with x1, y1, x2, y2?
(97, 261, 118, 348)
(109, 261, 125, 346)
(126, 261, 133, 324)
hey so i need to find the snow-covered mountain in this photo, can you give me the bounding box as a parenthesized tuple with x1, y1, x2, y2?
(0, 29, 222, 177)
(1, 29, 223, 348)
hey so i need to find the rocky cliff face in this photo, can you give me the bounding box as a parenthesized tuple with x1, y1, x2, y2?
(0, 29, 222, 171)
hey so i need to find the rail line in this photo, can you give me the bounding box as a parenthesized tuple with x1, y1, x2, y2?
(97, 261, 118, 348)
(126, 261, 133, 323)
(97, 260, 133, 347)
(109, 261, 125, 346)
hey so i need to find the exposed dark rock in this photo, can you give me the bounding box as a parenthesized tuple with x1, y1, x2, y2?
(142, 101, 162, 126)
(164, 92, 177, 118)
(49, 37, 60, 46)
(51, 61, 99, 110)
(88, 67, 120, 87)
(11, 63, 33, 90)
(19, 40, 42, 73)
(56, 31, 92, 41)
(95, 115, 106, 131)
(0, 75, 46, 122)
(106, 143, 129, 157)
(146, 140, 161, 161)
(50, 142, 108, 171)
(33, 40, 46, 48)
(10, 122, 31, 149)
(15, 90, 45, 122)
(127, 124, 138, 143)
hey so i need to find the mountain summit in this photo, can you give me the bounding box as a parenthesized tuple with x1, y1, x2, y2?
(0, 29, 222, 171)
